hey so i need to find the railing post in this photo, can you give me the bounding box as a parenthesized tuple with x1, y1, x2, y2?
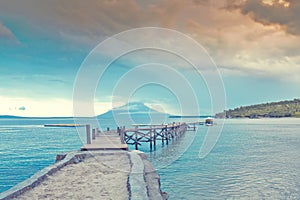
(96, 128, 99, 136)
(123, 130, 126, 144)
(119, 128, 125, 144)
(86, 124, 91, 144)
(92, 128, 96, 140)
(161, 126, 165, 144)
(122, 126, 126, 144)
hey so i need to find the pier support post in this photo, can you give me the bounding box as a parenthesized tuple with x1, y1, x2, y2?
(165, 125, 169, 145)
(134, 126, 138, 150)
(172, 122, 175, 138)
(161, 127, 165, 144)
(150, 126, 153, 151)
(86, 124, 91, 144)
(153, 129, 156, 149)
(92, 128, 96, 140)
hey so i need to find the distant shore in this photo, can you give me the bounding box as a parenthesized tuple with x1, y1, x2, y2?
(215, 116, 300, 119)
(216, 99, 300, 118)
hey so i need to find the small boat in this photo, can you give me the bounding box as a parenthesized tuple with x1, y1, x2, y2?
(205, 118, 214, 126)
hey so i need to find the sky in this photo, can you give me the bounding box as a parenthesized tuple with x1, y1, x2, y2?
(0, 0, 299, 117)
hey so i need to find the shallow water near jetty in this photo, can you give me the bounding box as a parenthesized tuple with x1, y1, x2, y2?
(1, 118, 300, 199)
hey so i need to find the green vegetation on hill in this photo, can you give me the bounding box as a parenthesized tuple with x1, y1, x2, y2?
(216, 99, 300, 118)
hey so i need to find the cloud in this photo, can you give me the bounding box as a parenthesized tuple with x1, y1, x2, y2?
(18, 106, 26, 111)
(47, 79, 68, 84)
(180, 0, 300, 80)
(0, 0, 155, 44)
(226, 0, 300, 35)
(0, 96, 74, 117)
(1, 0, 300, 82)
(0, 21, 19, 43)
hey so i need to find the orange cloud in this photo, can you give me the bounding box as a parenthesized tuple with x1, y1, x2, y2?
(228, 0, 300, 35)
(1, 0, 300, 81)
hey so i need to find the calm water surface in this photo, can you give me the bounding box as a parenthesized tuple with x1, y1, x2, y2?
(149, 118, 300, 199)
(1, 118, 300, 199)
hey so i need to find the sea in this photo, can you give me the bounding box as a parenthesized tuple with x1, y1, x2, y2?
(0, 117, 300, 199)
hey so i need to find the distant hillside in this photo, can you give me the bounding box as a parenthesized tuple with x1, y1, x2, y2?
(0, 115, 75, 119)
(0, 115, 24, 119)
(216, 99, 300, 118)
(169, 115, 211, 118)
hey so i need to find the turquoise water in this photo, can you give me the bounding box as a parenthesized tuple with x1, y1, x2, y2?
(149, 118, 300, 199)
(1, 118, 300, 199)
(0, 118, 84, 192)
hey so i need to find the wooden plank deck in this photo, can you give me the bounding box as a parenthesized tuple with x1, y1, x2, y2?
(81, 131, 128, 151)
(80, 121, 208, 151)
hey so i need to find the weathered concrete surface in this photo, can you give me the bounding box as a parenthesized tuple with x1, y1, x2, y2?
(128, 152, 148, 200)
(130, 150, 167, 200)
(81, 132, 128, 151)
(0, 151, 167, 200)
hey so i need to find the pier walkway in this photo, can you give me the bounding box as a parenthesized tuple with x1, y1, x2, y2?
(81, 121, 204, 151)
(81, 129, 128, 151)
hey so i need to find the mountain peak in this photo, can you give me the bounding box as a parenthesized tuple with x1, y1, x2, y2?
(98, 102, 169, 125)
(113, 102, 150, 113)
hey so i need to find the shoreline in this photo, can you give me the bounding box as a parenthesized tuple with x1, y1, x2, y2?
(0, 150, 167, 200)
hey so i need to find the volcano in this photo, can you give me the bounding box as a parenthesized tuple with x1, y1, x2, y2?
(97, 102, 169, 125)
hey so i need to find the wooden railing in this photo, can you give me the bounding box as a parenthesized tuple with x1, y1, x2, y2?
(84, 121, 205, 151)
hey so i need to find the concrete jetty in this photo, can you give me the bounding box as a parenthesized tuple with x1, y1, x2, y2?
(0, 121, 203, 199)
(81, 130, 128, 151)
(0, 151, 167, 200)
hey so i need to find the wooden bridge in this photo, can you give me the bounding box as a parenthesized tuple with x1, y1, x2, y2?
(81, 122, 204, 151)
